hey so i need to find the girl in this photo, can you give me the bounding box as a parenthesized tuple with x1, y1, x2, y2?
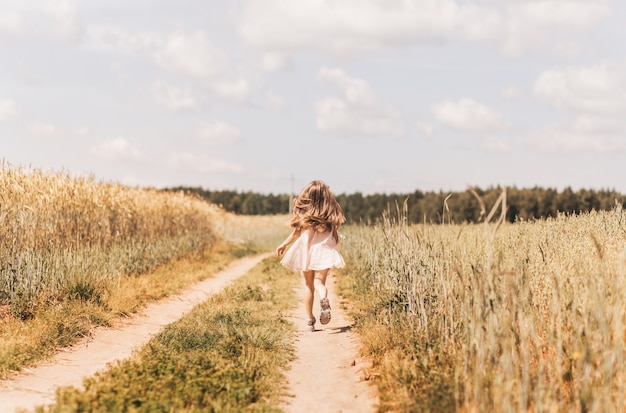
(276, 180, 346, 332)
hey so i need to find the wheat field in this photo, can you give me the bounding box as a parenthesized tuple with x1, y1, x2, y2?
(0, 163, 222, 319)
(340, 200, 626, 412)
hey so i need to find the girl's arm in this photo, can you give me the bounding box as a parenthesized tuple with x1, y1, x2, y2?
(276, 228, 301, 256)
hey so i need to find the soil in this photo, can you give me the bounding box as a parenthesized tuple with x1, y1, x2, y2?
(0, 253, 378, 413)
(280, 277, 378, 412)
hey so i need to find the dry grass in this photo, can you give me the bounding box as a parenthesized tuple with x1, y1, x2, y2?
(339, 201, 626, 412)
(214, 213, 291, 253)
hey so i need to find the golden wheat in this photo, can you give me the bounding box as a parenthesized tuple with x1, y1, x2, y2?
(0, 162, 222, 317)
(341, 203, 626, 411)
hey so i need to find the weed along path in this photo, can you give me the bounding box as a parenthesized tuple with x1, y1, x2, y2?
(281, 276, 379, 413)
(0, 253, 272, 413)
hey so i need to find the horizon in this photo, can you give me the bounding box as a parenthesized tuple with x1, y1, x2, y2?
(2, 158, 625, 197)
(166, 182, 626, 197)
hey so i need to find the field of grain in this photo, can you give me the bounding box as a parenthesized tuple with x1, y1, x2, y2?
(339, 200, 626, 412)
(0, 164, 226, 318)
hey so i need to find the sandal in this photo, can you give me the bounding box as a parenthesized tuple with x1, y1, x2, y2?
(320, 298, 331, 325)
(305, 317, 316, 332)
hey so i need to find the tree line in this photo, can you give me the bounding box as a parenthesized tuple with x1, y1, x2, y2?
(166, 186, 625, 224)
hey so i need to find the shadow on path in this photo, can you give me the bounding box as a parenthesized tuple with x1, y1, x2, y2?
(329, 324, 354, 334)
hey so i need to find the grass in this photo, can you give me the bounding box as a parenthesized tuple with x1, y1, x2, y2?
(338, 203, 626, 412)
(32, 257, 299, 413)
(0, 241, 240, 377)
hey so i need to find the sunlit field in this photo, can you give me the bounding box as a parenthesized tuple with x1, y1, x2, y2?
(5, 161, 626, 412)
(0, 164, 224, 318)
(339, 200, 626, 412)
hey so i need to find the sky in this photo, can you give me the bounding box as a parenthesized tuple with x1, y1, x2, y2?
(1, 0, 625, 195)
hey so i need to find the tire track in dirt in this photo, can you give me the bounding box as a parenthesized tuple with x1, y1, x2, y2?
(281, 276, 379, 413)
(0, 253, 271, 413)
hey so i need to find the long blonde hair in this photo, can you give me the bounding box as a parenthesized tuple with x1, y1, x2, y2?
(289, 180, 345, 241)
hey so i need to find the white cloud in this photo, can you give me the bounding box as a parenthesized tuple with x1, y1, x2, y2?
(147, 79, 199, 112)
(0, 0, 81, 41)
(237, 0, 610, 58)
(84, 26, 159, 56)
(315, 67, 404, 137)
(196, 120, 243, 145)
(85, 26, 230, 81)
(572, 114, 624, 135)
(533, 60, 626, 114)
(166, 152, 244, 174)
(42, 0, 81, 40)
(86, 26, 253, 104)
(27, 121, 59, 136)
(260, 52, 291, 72)
(500, 1, 610, 57)
(529, 59, 626, 153)
(238, 0, 500, 56)
(502, 85, 520, 99)
(319, 68, 377, 106)
(24, 121, 89, 138)
(527, 124, 626, 152)
(153, 30, 229, 80)
(73, 126, 89, 136)
(90, 138, 144, 161)
(264, 90, 286, 112)
(0, 98, 19, 122)
(432, 98, 506, 133)
(315, 98, 404, 137)
(210, 78, 251, 104)
(0, 10, 23, 38)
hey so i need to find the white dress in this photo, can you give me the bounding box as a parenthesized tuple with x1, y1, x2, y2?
(280, 229, 345, 272)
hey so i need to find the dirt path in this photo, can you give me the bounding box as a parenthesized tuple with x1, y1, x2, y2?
(281, 276, 379, 412)
(0, 254, 378, 412)
(0, 253, 271, 412)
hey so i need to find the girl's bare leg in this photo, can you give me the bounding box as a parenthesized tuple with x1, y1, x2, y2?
(313, 269, 329, 299)
(302, 270, 315, 319)
(314, 269, 332, 324)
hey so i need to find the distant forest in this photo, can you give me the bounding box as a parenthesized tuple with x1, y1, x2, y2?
(166, 186, 626, 224)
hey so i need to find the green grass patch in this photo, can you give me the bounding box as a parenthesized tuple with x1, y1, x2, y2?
(33, 257, 299, 413)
